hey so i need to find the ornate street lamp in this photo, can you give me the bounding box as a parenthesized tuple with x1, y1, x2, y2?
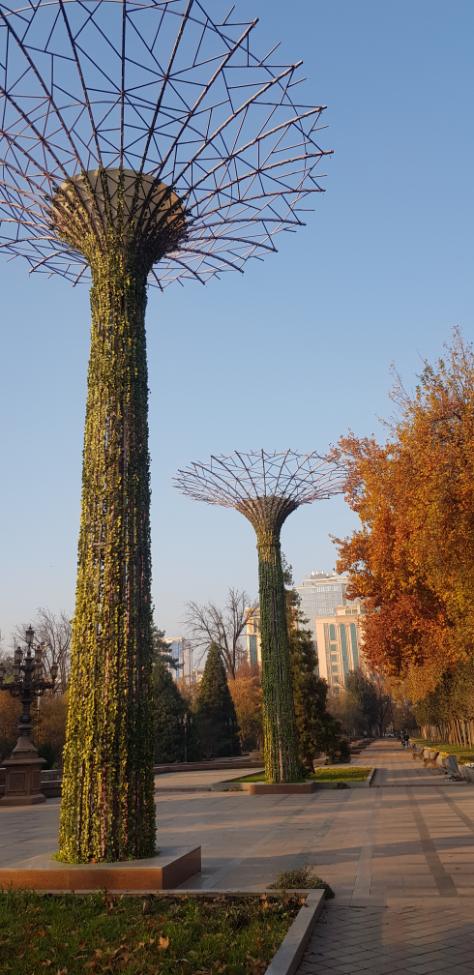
(0, 627, 57, 805)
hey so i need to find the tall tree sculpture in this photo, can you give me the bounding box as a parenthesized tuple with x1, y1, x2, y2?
(175, 451, 344, 782)
(0, 1, 330, 861)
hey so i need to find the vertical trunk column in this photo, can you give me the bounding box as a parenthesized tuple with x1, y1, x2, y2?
(59, 244, 155, 863)
(257, 526, 301, 783)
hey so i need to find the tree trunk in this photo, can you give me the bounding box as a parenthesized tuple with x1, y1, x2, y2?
(469, 720, 474, 748)
(59, 245, 155, 862)
(257, 528, 301, 783)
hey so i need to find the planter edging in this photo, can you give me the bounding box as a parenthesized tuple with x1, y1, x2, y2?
(0, 884, 326, 975)
(263, 888, 326, 975)
(213, 770, 374, 792)
(174, 886, 326, 974)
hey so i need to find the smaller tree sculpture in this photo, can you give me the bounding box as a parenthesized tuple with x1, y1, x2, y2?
(175, 450, 344, 782)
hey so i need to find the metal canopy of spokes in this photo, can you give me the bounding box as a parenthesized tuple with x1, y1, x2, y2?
(176, 449, 345, 783)
(0, 0, 331, 288)
(175, 449, 346, 512)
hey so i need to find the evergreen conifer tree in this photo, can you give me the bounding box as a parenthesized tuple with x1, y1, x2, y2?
(288, 618, 323, 771)
(290, 632, 344, 768)
(195, 643, 241, 759)
(153, 659, 195, 763)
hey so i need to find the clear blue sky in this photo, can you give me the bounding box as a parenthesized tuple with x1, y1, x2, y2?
(1, 0, 473, 646)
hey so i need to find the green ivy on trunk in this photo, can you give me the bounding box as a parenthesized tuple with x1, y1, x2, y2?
(58, 240, 155, 863)
(257, 527, 301, 783)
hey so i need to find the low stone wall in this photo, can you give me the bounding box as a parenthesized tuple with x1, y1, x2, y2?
(0, 756, 262, 800)
(411, 743, 474, 781)
(154, 757, 263, 775)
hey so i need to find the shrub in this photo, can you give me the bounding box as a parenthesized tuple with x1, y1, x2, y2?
(271, 867, 334, 898)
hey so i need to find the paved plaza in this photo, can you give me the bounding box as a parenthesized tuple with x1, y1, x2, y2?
(298, 741, 474, 974)
(1, 741, 473, 970)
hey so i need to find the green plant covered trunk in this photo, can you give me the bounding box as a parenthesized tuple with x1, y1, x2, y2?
(257, 529, 301, 783)
(59, 245, 155, 863)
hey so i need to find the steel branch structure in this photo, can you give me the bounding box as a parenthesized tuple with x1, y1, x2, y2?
(0, 1, 331, 858)
(175, 450, 344, 782)
(176, 448, 345, 520)
(0, 0, 330, 288)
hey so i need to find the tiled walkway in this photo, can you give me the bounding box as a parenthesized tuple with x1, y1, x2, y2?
(299, 902, 474, 975)
(1, 740, 473, 969)
(298, 741, 474, 975)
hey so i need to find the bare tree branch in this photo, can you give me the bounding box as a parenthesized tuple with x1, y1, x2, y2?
(12, 609, 71, 694)
(184, 587, 257, 678)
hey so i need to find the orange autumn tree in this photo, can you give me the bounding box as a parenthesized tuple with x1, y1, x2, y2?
(229, 663, 263, 754)
(335, 332, 474, 742)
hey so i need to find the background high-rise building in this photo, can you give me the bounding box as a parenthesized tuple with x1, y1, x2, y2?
(246, 610, 261, 669)
(295, 571, 348, 620)
(167, 637, 195, 682)
(313, 603, 365, 692)
(295, 572, 365, 690)
(244, 571, 366, 690)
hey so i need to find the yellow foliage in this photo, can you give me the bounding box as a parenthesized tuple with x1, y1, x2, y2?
(229, 665, 263, 752)
(0, 691, 21, 761)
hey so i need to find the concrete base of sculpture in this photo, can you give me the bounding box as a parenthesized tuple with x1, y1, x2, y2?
(0, 788, 45, 806)
(0, 846, 201, 891)
(0, 737, 46, 806)
(215, 776, 318, 794)
(245, 782, 317, 795)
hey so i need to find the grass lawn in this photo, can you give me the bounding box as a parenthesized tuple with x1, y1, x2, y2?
(411, 738, 474, 763)
(0, 891, 303, 975)
(310, 767, 371, 782)
(235, 766, 371, 784)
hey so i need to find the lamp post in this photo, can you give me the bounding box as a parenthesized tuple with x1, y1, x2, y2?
(183, 712, 189, 766)
(0, 626, 57, 805)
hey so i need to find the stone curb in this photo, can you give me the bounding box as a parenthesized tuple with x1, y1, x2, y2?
(171, 889, 325, 975)
(263, 889, 326, 975)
